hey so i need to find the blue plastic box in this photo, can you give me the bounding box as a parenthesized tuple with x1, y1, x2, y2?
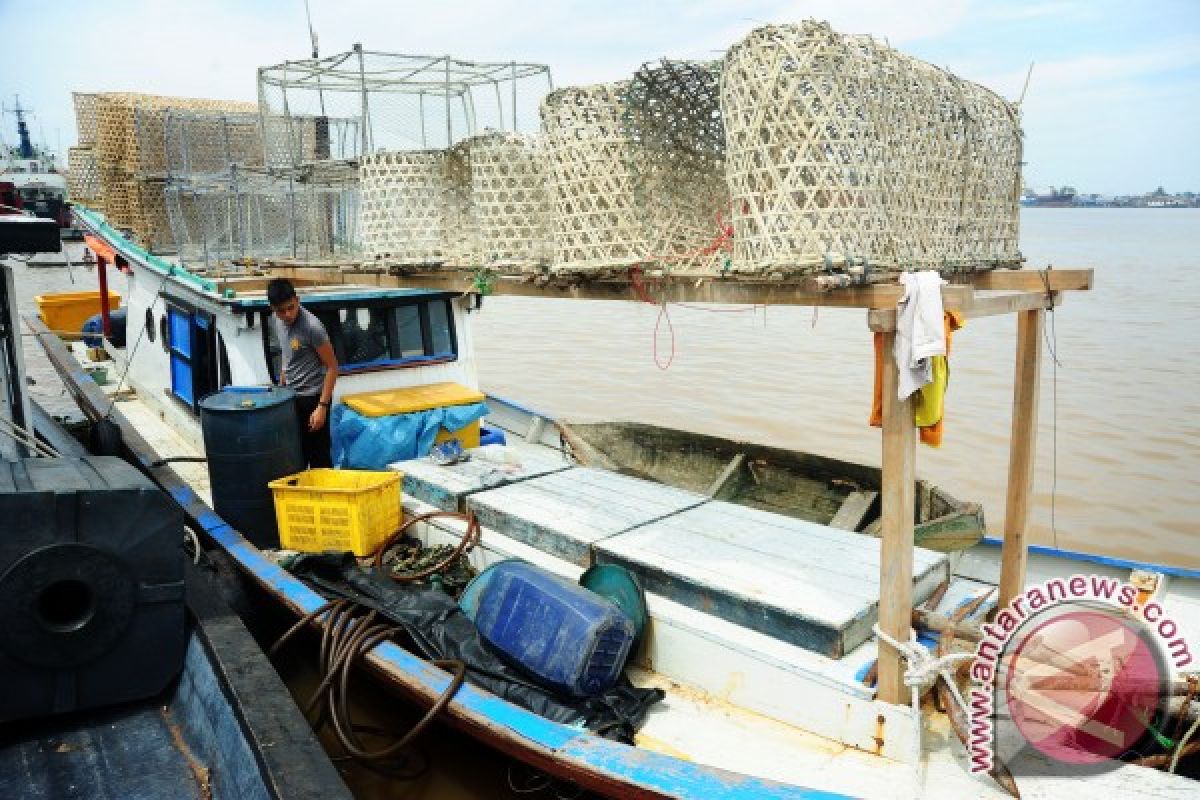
(471, 561, 635, 697)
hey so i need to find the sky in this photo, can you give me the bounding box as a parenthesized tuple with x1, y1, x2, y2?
(1, 0, 1196, 195)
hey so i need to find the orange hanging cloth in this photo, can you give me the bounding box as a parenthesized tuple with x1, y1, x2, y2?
(870, 311, 964, 447)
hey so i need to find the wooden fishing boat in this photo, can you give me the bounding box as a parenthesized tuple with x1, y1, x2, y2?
(29, 207, 1200, 799)
(555, 419, 985, 552)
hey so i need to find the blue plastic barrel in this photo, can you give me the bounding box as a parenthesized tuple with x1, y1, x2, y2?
(471, 560, 635, 697)
(80, 308, 126, 348)
(198, 387, 304, 549)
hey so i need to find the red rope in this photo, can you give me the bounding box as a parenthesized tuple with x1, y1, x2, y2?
(627, 211, 766, 370)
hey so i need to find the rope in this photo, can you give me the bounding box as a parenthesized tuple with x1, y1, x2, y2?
(873, 623, 974, 773)
(1170, 712, 1200, 774)
(0, 416, 60, 458)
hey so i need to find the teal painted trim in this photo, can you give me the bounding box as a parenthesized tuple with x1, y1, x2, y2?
(73, 206, 216, 293)
(978, 537, 1200, 581)
(233, 288, 454, 309)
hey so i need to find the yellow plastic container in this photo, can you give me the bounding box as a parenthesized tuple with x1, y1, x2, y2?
(36, 291, 122, 339)
(342, 382, 484, 449)
(433, 419, 481, 449)
(269, 469, 402, 556)
(342, 382, 486, 417)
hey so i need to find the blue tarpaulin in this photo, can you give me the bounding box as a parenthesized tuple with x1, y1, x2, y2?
(331, 402, 489, 469)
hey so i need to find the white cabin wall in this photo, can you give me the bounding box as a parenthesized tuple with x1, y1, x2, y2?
(121, 265, 173, 399)
(216, 314, 272, 386)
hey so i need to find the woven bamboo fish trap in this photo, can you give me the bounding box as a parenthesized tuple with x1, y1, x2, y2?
(443, 143, 479, 265)
(359, 150, 454, 266)
(626, 59, 730, 272)
(720, 22, 1022, 275)
(72, 93, 99, 146)
(67, 147, 103, 209)
(465, 131, 551, 269)
(541, 83, 647, 274)
(163, 109, 264, 178)
(130, 179, 172, 252)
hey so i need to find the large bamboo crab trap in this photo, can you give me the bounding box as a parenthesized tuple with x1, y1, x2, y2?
(540, 62, 729, 276)
(720, 22, 1022, 276)
(466, 131, 551, 269)
(259, 47, 552, 266)
(540, 82, 647, 274)
(625, 59, 730, 272)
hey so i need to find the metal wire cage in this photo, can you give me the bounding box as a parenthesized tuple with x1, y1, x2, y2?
(257, 45, 553, 168)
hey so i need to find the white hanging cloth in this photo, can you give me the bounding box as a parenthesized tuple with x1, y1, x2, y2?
(893, 271, 948, 400)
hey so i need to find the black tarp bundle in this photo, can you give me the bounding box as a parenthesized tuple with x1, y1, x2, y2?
(286, 554, 663, 744)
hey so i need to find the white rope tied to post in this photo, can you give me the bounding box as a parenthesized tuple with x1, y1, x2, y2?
(873, 623, 975, 784)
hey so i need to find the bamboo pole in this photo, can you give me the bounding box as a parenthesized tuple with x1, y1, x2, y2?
(877, 330, 917, 704)
(999, 308, 1043, 609)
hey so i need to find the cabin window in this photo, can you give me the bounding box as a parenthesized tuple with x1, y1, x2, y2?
(390, 305, 424, 357)
(427, 301, 453, 357)
(263, 297, 457, 381)
(166, 303, 219, 410)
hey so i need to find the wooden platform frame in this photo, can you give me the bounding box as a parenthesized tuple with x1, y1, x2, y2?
(232, 261, 1097, 704)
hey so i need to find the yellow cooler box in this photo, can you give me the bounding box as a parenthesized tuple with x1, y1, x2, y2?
(36, 291, 122, 339)
(341, 382, 485, 449)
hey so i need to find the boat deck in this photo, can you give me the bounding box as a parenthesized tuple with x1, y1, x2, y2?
(395, 453, 948, 658)
(40, 330, 1200, 798)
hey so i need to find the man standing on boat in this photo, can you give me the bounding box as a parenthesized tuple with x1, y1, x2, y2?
(268, 278, 338, 468)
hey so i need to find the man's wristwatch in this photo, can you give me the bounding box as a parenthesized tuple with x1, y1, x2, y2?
(319, 400, 331, 408)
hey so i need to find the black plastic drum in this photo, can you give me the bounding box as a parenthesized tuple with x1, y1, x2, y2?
(199, 386, 304, 548)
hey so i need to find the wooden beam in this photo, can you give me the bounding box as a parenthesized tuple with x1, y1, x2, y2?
(969, 268, 1093, 292)
(998, 309, 1043, 610)
(270, 264, 978, 310)
(867, 289, 1059, 332)
(877, 331, 917, 705)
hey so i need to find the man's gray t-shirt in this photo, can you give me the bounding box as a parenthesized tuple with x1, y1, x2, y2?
(272, 307, 329, 396)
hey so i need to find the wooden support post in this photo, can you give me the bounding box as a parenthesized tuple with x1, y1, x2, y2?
(999, 309, 1043, 610)
(96, 254, 111, 338)
(877, 330, 917, 705)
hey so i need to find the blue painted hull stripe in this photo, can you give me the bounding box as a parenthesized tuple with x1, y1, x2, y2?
(978, 537, 1200, 580)
(158, 444, 837, 798)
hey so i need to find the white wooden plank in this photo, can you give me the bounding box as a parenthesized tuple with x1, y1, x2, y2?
(390, 441, 572, 511)
(465, 468, 707, 565)
(597, 501, 949, 656)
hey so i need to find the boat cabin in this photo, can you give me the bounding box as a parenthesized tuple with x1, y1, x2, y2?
(114, 262, 479, 450)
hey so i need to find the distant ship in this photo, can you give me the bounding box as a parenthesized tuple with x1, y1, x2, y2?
(1020, 186, 1077, 208)
(0, 96, 71, 230)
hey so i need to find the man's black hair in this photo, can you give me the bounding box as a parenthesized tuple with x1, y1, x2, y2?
(267, 278, 298, 307)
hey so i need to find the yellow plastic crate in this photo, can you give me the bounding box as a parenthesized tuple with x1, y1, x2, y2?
(36, 291, 122, 338)
(269, 469, 401, 556)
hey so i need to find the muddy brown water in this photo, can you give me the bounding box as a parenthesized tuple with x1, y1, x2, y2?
(6, 208, 1198, 798)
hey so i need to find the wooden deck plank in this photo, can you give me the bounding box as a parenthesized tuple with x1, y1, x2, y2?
(465, 468, 707, 566)
(828, 490, 878, 531)
(595, 501, 948, 657)
(391, 441, 572, 512)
